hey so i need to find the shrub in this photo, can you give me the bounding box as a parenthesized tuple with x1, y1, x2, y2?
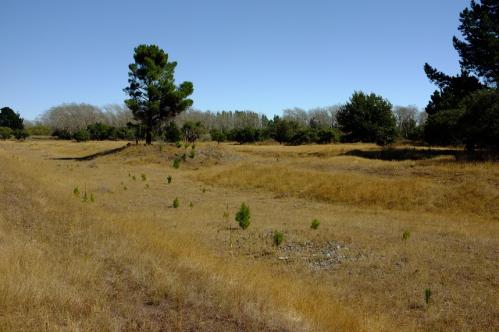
(173, 158, 181, 169)
(87, 122, 114, 140)
(0, 126, 13, 140)
(189, 202, 193, 208)
(402, 230, 411, 240)
(311, 219, 320, 230)
(316, 128, 341, 144)
(164, 121, 182, 142)
(229, 127, 261, 144)
(273, 231, 284, 246)
(73, 187, 80, 197)
(175, 141, 182, 148)
(235, 203, 251, 230)
(90, 193, 95, 202)
(189, 149, 195, 159)
(13, 129, 29, 140)
(26, 124, 51, 136)
(337, 91, 397, 146)
(167, 175, 172, 184)
(73, 129, 90, 142)
(424, 288, 432, 305)
(210, 128, 227, 143)
(141, 173, 147, 181)
(173, 197, 179, 208)
(52, 129, 72, 139)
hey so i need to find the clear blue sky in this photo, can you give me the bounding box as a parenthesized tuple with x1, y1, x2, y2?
(1, 0, 469, 120)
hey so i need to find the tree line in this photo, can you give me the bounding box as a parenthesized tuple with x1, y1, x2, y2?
(1, 0, 496, 150)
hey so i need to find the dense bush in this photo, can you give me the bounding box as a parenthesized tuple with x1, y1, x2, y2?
(52, 129, 72, 139)
(73, 129, 90, 142)
(424, 108, 464, 146)
(337, 91, 397, 146)
(164, 121, 182, 142)
(235, 203, 251, 230)
(26, 124, 51, 136)
(209, 128, 227, 143)
(0, 107, 24, 130)
(228, 127, 261, 144)
(0, 127, 13, 140)
(13, 129, 29, 140)
(460, 89, 499, 150)
(87, 123, 115, 140)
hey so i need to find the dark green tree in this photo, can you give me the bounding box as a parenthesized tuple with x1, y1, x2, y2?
(453, 0, 498, 86)
(209, 128, 227, 143)
(181, 121, 203, 143)
(0, 107, 24, 130)
(124, 44, 194, 145)
(423, 1, 498, 148)
(163, 121, 181, 142)
(337, 92, 396, 146)
(459, 89, 499, 150)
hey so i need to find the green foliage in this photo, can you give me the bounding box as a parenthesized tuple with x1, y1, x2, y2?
(173, 197, 179, 208)
(268, 116, 300, 144)
(273, 231, 284, 246)
(337, 91, 397, 146)
(210, 128, 227, 143)
(0, 107, 24, 130)
(87, 123, 114, 140)
(189, 202, 193, 208)
(13, 129, 29, 140)
(0, 126, 13, 140)
(73, 187, 80, 197)
(452, 0, 498, 86)
(52, 129, 72, 140)
(26, 124, 51, 136)
(90, 193, 95, 203)
(189, 149, 195, 159)
(173, 158, 181, 169)
(460, 89, 499, 150)
(424, 108, 465, 146)
(422, 1, 498, 148)
(402, 230, 411, 240)
(167, 175, 172, 184)
(164, 121, 181, 142)
(124, 44, 194, 144)
(175, 141, 182, 148)
(316, 128, 340, 144)
(73, 129, 90, 142)
(424, 288, 432, 305)
(141, 173, 147, 181)
(310, 219, 320, 230)
(181, 121, 203, 143)
(228, 127, 261, 144)
(235, 203, 251, 230)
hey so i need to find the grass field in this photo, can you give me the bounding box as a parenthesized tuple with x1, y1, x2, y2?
(0, 140, 497, 331)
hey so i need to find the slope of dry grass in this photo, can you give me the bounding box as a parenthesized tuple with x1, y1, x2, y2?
(197, 162, 498, 218)
(0, 144, 378, 331)
(1, 140, 498, 331)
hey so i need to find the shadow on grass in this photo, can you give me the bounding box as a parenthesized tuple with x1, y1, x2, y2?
(52, 143, 131, 161)
(343, 148, 498, 161)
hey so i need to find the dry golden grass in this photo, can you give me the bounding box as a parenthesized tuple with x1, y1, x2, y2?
(197, 161, 498, 218)
(0, 140, 498, 331)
